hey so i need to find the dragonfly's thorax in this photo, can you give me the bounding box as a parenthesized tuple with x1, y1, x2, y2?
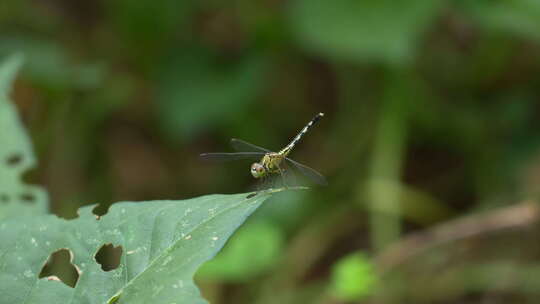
(251, 153, 285, 179)
(261, 152, 285, 174)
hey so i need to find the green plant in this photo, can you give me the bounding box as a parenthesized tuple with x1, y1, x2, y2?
(0, 54, 48, 220)
(0, 55, 291, 304)
(330, 252, 377, 301)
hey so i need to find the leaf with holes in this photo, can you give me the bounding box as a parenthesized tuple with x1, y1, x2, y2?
(0, 54, 48, 220)
(0, 190, 287, 303)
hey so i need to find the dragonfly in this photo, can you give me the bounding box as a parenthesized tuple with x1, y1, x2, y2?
(200, 112, 327, 188)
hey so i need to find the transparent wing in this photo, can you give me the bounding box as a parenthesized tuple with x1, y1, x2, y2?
(200, 152, 265, 161)
(285, 158, 327, 186)
(230, 138, 271, 153)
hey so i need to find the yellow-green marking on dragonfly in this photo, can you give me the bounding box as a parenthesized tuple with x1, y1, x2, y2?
(200, 112, 327, 187)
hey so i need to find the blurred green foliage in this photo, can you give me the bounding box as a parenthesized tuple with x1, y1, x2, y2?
(0, 54, 48, 219)
(290, 0, 443, 64)
(3, 0, 540, 302)
(330, 252, 376, 301)
(197, 221, 284, 282)
(156, 50, 268, 141)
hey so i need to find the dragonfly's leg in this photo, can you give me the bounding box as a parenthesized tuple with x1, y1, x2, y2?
(277, 165, 288, 189)
(268, 174, 276, 190)
(270, 175, 276, 190)
(260, 175, 272, 191)
(258, 176, 265, 191)
(287, 165, 298, 187)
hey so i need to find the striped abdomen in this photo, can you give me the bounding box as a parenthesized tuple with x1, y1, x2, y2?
(279, 112, 324, 156)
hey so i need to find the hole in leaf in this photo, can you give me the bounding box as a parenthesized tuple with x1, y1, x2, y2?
(95, 243, 123, 271)
(38, 248, 80, 288)
(0, 194, 9, 204)
(92, 203, 110, 219)
(20, 192, 35, 204)
(6, 153, 23, 167)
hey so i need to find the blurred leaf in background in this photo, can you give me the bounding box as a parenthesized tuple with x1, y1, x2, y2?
(156, 50, 268, 142)
(197, 221, 284, 282)
(330, 252, 377, 301)
(0, 54, 48, 220)
(0, 37, 104, 91)
(104, 0, 194, 69)
(461, 0, 540, 41)
(290, 0, 444, 64)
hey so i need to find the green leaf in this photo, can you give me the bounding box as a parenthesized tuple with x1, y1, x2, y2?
(330, 252, 377, 301)
(289, 0, 443, 64)
(461, 0, 540, 41)
(197, 221, 284, 281)
(0, 54, 48, 220)
(0, 190, 286, 303)
(156, 50, 267, 142)
(104, 0, 193, 65)
(0, 38, 104, 90)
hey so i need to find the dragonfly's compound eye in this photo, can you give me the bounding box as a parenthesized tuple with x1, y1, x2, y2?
(251, 163, 265, 178)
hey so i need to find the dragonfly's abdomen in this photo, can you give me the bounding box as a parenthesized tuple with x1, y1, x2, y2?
(279, 112, 324, 156)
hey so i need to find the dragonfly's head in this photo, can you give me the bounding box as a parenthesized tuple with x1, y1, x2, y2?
(251, 162, 266, 178)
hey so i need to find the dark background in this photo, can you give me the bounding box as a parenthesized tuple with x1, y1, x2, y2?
(3, 0, 540, 303)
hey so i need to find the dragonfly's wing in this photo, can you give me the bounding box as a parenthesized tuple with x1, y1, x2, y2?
(200, 152, 265, 161)
(230, 138, 271, 153)
(285, 158, 327, 186)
